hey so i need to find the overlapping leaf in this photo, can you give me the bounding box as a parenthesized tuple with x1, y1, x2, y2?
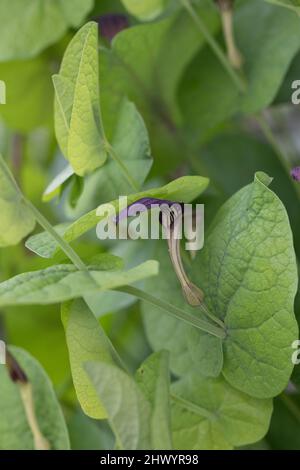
(171, 373, 273, 450)
(61, 299, 114, 419)
(0, 347, 70, 450)
(85, 351, 172, 450)
(54, 22, 107, 176)
(179, 0, 300, 140)
(136, 351, 173, 449)
(65, 97, 152, 217)
(0, 257, 159, 306)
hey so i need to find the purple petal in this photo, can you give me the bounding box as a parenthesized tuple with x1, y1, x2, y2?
(291, 167, 300, 182)
(94, 14, 129, 42)
(6, 351, 28, 384)
(114, 198, 184, 224)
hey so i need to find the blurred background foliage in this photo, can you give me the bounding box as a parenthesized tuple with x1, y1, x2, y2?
(1, 0, 300, 449)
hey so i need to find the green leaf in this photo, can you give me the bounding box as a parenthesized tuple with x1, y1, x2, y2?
(0, 0, 94, 61)
(266, 395, 300, 450)
(0, 346, 70, 450)
(0, 57, 53, 132)
(54, 22, 107, 176)
(136, 351, 173, 450)
(67, 410, 114, 450)
(142, 242, 223, 378)
(197, 172, 298, 398)
(0, 258, 159, 306)
(100, 1, 219, 171)
(61, 299, 114, 419)
(85, 361, 152, 450)
(179, 0, 300, 139)
(171, 373, 273, 450)
(43, 165, 74, 202)
(265, 0, 300, 15)
(121, 0, 169, 20)
(0, 155, 35, 246)
(26, 175, 209, 258)
(65, 98, 152, 217)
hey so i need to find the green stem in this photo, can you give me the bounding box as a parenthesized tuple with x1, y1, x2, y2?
(181, 0, 246, 93)
(117, 285, 226, 339)
(106, 143, 139, 192)
(280, 393, 300, 425)
(25, 200, 87, 271)
(256, 113, 300, 202)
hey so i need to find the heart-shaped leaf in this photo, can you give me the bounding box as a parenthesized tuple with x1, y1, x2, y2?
(171, 373, 273, 450)
(197, 172, 298, 398)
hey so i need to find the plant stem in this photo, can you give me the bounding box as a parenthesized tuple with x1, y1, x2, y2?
(180, 0, 246, 93)
(117, 285, 226, 339)
(256, 113, 300, 202)
(25, 200, 87, 271)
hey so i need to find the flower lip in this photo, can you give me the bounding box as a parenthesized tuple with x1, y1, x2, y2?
(114, 197, 185, 224)
(291, 167, 300, 182)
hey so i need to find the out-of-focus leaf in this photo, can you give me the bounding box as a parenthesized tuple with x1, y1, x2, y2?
(0, 259, 159, 306)
(171, 373, 273, 450)
(0, 155, 35, 246)
(100, 1, 219, 172)
(179, 0, 300, 140)
(136, 351, 173, 450)
(0, 346, 70, 450)
(121, 0, 169, 20)
(266, 394, 300, 449)
(197, 172, 298, 398)
(199, 132, 300, 257)
(85, 361, 152, 450)
(5, 304, 69, 386)
(25, 175, 209, 258)
(142, 242, 223, 378)
(61, 299, 114, 419)
(0, 57, 53, 132)
(0, 0, 94, 61)
(265, 0, 300, 15)
(54, 22, 107, 176)
(67, 410, 114, 450)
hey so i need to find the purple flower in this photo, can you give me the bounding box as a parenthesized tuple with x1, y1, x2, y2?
(114, 198, 184, 225)
(95, 14, 129, 42)
(291, 167, 300, 182)
(115, 197, 204, 306)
